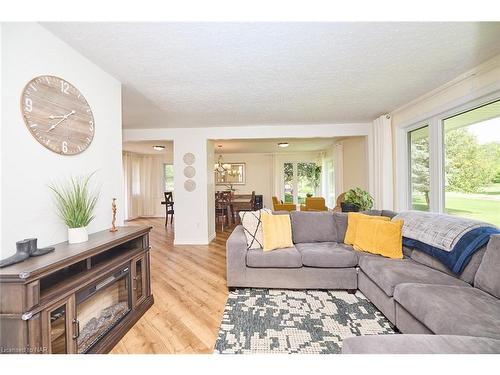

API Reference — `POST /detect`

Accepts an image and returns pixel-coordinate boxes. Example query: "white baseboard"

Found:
[173,238,209,245]
[173,232,217,246]
[208,232,216,242]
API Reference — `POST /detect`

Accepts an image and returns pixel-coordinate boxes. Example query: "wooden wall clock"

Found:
[20,75,95,155]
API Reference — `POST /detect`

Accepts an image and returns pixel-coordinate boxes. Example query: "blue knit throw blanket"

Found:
[393,211,499,273]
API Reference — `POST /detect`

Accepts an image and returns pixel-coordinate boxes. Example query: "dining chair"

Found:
[164,191,174,226]
[215,194,230,231]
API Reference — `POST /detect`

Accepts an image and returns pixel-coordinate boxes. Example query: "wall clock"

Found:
[20,75,95,155]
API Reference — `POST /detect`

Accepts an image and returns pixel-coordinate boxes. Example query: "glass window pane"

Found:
[409,125,430,211]
[443,100,500,226]
[164,164,174,191]
[297,162,320,205]
[283,162,294,203]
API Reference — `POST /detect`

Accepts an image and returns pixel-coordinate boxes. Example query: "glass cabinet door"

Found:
[45,296,75,354]
[132,255,146,307]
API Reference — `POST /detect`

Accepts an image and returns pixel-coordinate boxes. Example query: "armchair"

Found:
[300,197,328,211]
[272,196,296,212]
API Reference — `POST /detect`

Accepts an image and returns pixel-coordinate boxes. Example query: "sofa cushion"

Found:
[341,334,500,354]
[411,246,486,285]
[474,235,500,298]
[295,242,357,268]
[290,211,338,243]
[394,283,500,340]
[358,256,470,297]
[246,246,302,268]
[332,212,348,242]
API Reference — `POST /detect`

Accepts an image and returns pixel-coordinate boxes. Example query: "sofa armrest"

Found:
[226,225,249,287]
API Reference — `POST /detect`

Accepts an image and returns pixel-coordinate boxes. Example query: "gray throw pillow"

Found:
[290,211,338,243]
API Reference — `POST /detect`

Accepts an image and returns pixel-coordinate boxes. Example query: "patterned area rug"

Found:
[214,288,396,354]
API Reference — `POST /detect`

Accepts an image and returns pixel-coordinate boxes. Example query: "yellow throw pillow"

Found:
[344,212,390,245]
[261,213,294,252]
[353,219,404,259]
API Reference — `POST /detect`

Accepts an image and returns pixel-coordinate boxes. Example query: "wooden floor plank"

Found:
[110,218,231,354]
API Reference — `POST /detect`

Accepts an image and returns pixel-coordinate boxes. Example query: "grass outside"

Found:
[412,183,500,226]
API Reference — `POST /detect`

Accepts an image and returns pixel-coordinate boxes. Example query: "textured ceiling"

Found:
[43,22,500,129]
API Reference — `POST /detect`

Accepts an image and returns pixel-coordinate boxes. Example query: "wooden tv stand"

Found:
[0,226,154,354]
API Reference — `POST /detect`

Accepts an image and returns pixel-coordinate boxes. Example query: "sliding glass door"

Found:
[282,161,321,204]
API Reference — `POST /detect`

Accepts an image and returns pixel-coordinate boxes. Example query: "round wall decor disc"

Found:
[184,179,196,192]
[183,153,196,165]
[183,166,196,178]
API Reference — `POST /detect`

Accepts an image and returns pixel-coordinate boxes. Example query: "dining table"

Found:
[216,194,253,224]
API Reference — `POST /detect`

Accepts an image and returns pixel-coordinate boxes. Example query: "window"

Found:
[325,159,335,208]
[409,126,430,211]
[297,162,320,204]
[282,161,321,204]
[403,97,500,227]
[283,162,294,203]
[163,164,174,191]
[443,100,500,225]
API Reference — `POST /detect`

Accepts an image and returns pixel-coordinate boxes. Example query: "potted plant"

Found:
[50,173,99,244]
[341,187,374,212]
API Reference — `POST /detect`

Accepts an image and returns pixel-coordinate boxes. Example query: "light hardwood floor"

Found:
[110,217,231,354]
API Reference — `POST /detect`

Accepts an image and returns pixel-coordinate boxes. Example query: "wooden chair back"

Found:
[164,191,173,204]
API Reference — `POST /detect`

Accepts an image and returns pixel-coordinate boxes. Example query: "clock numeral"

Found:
[89,121,94,131]
[62,141,68,154]
[25,98,33,112]
[61,80,69,94]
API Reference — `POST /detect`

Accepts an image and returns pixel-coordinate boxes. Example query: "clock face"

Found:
[21,75,95,155]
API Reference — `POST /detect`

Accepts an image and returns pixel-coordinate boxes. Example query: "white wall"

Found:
[172,134,210,245]
[207,140,215,240]
[340,136,369,192]
[124,123,372,244]
[215,153,274,208]
[1,23,124,257]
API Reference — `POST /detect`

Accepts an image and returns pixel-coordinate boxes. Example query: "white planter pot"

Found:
[68,227,88,244]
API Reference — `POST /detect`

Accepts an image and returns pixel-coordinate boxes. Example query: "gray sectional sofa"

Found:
[226,210,500,354]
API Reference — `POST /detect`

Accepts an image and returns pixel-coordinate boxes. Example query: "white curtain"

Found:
[334,142,344,200]
[372,115,394,210]
[123,152,163,220]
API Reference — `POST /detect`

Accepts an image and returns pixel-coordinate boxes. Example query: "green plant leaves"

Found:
[344,187,374,211]
[49,172,99,228]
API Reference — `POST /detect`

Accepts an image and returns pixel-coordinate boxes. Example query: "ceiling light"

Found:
[153,145,165,151]
[278,142,289,148]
